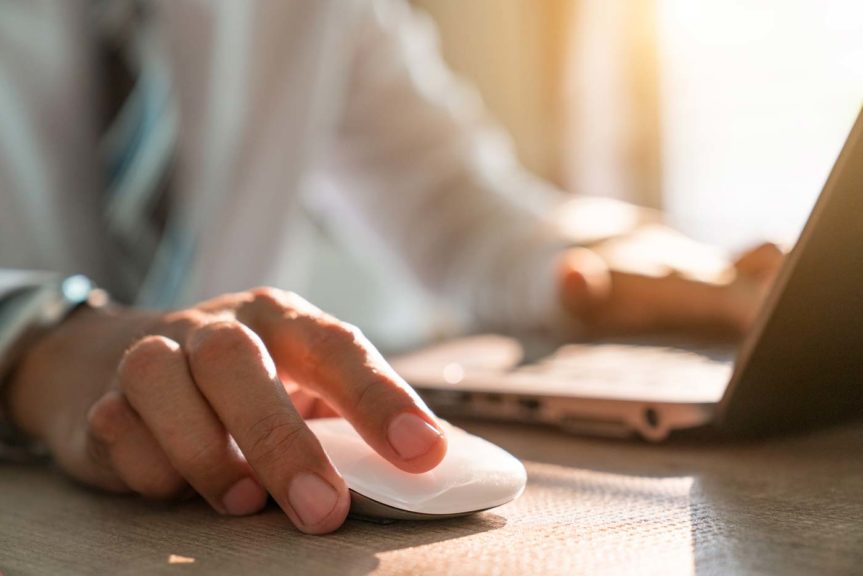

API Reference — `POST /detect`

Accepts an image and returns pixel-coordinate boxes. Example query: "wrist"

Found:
[5,304,152,445]
[1,277,104,450]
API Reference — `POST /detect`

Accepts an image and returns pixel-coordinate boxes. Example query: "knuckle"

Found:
[118,336,180,393]
[350,363,416,419]
[247,287,290,323]
[249,286,283,305]
[270,289,310,309]
[281,291,320,315]
[183,439,233,479]
[135,469,188,500]
[247,287,320,320]
[160,309,210,337]
[317,321,363,354]
[239,287,287,332]
[244,412,306,467]
[87,394,134,444]
[302,320,363,376]
[353,377,391,415]
[301,316,370,388]
[340,321,364,341]
[188,321,257,362]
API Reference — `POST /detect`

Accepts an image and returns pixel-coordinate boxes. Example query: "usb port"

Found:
[518,397,541,411]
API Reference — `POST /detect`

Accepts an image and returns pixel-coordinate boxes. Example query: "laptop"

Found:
[392,107,863,441]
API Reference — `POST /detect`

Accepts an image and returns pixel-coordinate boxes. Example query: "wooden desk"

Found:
[2,420,862,575]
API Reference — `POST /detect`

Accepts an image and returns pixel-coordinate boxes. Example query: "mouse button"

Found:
[307,418,527,515]
[368,433,525,514]
[306,418,447,508]
[426,434,527,508]
[308,420,369,465]
[412,471,526,515]
[345,448,477,512]
[341,452,441,500]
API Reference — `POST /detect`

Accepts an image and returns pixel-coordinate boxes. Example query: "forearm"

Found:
[430,178,573,332]
[328,0,575,332]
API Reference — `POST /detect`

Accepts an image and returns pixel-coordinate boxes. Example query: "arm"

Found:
[324,0,783,337]
[2,283,448,534]
[321,0,572,332]
[1,1,449,536]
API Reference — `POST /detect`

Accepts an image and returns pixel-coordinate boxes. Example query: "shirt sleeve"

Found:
[0,270,56,301]
[0,269,59,385]
[321,0,574,332]
[0,269,59,459]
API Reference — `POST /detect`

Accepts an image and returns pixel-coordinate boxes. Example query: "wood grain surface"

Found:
[2,420,862,575]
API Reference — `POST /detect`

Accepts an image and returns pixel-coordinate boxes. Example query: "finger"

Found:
[309,397,339,419]
[87,390,187,499]
[557,247,612,324]
[118,336,268,516]
[288,388,339,419]
[239,289,447,474]
[734,242,784,280]
[186,322,350,534]
[592,272,734,335]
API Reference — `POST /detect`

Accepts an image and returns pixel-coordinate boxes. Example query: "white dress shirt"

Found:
[0,0,572,346]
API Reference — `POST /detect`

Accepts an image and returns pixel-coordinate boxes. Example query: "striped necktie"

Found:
[95,0,178,303]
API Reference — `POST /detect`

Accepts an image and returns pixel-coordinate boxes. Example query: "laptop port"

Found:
[644,407,661,429]
[426,390,472,406]
[518,397,542,412]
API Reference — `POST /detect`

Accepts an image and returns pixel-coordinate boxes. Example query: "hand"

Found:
[5,287,447,534]
[557,224,784,336]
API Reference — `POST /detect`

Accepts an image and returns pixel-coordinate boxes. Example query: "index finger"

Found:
[185,321,350,534]
[238,289,447,474]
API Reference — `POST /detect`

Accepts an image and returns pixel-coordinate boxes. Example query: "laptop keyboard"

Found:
[393,335,736,404]
[507,343,734,402]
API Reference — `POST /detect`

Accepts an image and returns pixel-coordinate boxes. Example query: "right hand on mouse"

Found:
[3,287,448,534]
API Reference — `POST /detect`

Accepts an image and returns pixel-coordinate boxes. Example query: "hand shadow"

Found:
[0,462,506,576]
[138,497,507,576]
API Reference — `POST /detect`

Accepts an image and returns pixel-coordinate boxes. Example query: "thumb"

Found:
[41,390,132,493]
[557,247,612,322]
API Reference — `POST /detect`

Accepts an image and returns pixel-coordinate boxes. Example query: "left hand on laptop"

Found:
[556,225,784,336]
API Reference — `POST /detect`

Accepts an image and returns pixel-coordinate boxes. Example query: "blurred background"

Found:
[413,0,862,249]
[309,0,862,348]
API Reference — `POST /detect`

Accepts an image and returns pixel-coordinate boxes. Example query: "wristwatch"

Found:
[0,275,108,459]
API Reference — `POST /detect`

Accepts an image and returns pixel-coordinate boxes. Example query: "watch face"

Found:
[61,275,95,305]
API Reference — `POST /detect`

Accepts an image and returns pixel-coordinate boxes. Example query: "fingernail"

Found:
[288,473,339,526]
[222,477,268,516]
[388,412,443,460]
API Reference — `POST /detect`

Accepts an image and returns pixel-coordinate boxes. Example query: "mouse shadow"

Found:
[192,501,509,576]
[108,493,508,576]
[338,508,508,551]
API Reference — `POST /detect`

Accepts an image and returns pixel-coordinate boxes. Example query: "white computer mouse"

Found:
[306,418,527,520]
